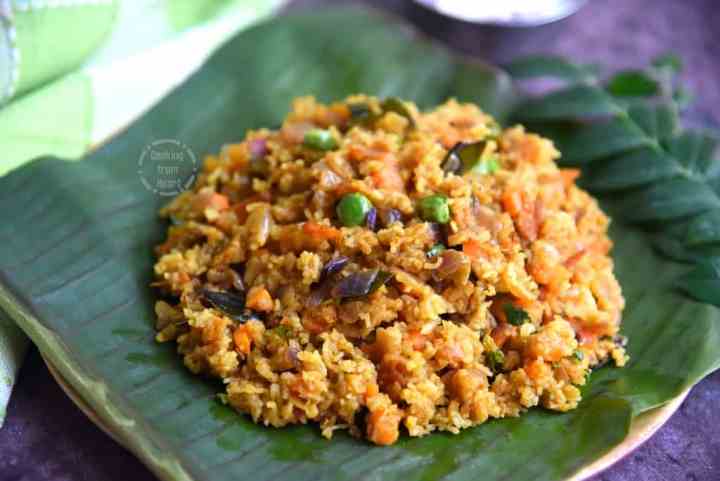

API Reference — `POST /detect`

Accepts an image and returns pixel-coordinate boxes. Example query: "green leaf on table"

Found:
[620,178,720,223]
[514,84,621,121]
[664,130,719,177]
[557,114,654,165]
[504,55,597,83]
[607,70,660,97]
[627,103,678,140]
[584,148,681,192]
[675,257,720,305]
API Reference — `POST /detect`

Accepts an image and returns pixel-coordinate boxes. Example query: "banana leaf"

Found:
[0,7,718,481]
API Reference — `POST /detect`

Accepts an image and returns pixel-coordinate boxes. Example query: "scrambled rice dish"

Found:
[152,96,627,445]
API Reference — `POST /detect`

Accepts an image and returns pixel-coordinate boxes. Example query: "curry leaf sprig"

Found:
[505,54,720,306]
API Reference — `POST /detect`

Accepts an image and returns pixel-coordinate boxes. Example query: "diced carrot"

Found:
[365,383,379,402]
[207,192,230,210]
[408,331,427,351]
[525,359,548,381]
[303,221,341,242]
[569,318,607,344]
[346,144,369,162]
[503,189,541,241]
[233,326,252,354]
[546,266,570,293]
[559,168,581,186]
[367,408,400,446]
[589,238,612,255]
[548,347,566,363]
[580,325,608,344]
[565,247,587,268]
[502,189,523,217]
[246,286,274,312]
[327,103,350,125]
[371,161,405,192]
[463,239,485,260]
[193,189,229,213]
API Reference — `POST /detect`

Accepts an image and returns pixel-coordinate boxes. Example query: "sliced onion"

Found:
[332,269,393,300]
[249,138,267,159]
[379,208,402,227]
[366,208,378,231]
[319,256,349,283]
[433,250,471,285]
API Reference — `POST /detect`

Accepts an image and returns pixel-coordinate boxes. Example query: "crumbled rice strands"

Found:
[152,95,628,446]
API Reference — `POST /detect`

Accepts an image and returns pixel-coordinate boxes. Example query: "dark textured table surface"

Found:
[1,0,718,480]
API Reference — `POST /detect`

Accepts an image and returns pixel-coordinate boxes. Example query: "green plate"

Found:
[0,7,718,481]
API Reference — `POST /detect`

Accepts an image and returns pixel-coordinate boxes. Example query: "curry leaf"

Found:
[442,141,485,174]
[557,114,654,165]
[515,85,622,121]
[606,70,660,97]
[202,289,246,317]
[621,178,720,222]
[584,148,681,192]
[664,130,720,177]
[504,55,597,83]
[627,103,678,140]
[380,97,417,127]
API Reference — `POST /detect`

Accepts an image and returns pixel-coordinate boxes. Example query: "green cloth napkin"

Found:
[0,0,285,427]
[1,0,119,103]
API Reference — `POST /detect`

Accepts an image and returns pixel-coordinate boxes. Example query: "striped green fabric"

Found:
[1,0,119,103]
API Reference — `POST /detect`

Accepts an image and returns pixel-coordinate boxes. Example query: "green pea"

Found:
[336,193,373,227]
[418,194,450,224]
[303,128,338,150]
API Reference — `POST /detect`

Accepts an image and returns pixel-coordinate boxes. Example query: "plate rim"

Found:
[43,354,690,481]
